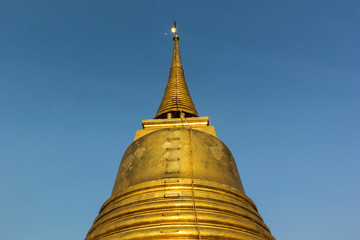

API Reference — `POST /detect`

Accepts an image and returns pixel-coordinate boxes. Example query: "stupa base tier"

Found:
[85,179,275,240]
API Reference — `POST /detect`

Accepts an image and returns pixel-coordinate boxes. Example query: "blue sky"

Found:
[0,0,359,239]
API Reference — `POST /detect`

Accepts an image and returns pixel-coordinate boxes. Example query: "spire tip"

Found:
[171,21,179,40]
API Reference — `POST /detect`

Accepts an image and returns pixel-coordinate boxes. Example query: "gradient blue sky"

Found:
[0,1,359,239]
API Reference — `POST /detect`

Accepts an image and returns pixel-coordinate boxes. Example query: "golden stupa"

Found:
[85,23,275,240]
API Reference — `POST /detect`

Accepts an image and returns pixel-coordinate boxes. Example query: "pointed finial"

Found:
[171,21,179,40]
[171,21,177,33]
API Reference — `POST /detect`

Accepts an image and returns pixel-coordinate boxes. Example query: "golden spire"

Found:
[154,22,199,119]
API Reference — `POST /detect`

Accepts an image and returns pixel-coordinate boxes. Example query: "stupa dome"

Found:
[85,129,274,240]
[112,128,244,194]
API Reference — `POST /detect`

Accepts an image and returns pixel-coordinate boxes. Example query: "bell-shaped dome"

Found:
[85,128,275,240]
[112,128,244,194]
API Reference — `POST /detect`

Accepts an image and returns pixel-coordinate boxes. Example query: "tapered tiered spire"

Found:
[154,22,199,119]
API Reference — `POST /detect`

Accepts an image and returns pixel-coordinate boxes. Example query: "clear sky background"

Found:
[0,0,359,239]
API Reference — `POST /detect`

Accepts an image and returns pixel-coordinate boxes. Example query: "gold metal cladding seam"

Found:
[161,87,192,94]
[87,223,273,240]
[159,105,196,111]
[87,209,273,239]
[163,87,190,93]
[86,213,273,240]
[156,105,197,114]
[88,226,269,240]
[158,104,195,110]
[158,103,195,107]
[94,190,263,226]
[159,101,193,106]
[160,94,192,99]
[96,227,268,240]
[160,93,194,101]
[103,180,256,213]
[156,108,197,115]
[161,90,191,95]
[89,199,269,234]
[88,193,268,234]
[142,122,208,128]
[159,100,195,105]
[89,207,271,234]
[159,99,193,103]
[161,96,194,101]
[89,183,266,232]
[96,193,262,226]
[99,180,259,214]
[157,105,197,114]
[156,106,197,115]
[105,185,255,210]
[161,95,193,100]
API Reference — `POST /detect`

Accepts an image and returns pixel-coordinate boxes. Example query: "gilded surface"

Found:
[85,25,275,240]
[112,128,244,194]
[85,129,275,239]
